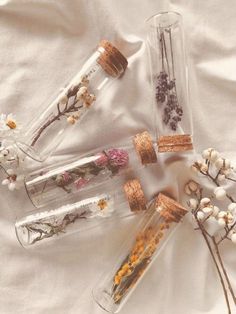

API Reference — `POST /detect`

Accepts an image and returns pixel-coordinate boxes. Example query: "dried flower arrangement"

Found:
[25,148,130,208]
[0,115,25,191]
[16,194,114,246]
[156,28,183,131]
[185,148,236,313]
[30,77,96,147]
[97,193,187,308]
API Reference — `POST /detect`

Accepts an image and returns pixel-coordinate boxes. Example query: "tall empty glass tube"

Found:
[93,193,188,313]
[16,40,128,162]
[146,12,193,153]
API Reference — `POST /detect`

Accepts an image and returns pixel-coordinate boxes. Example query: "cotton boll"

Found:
[197,211,205,221]
[214,187,226,200]
[218,218,226,227]
[210,150,219,162]
[202,206,213,214]
[217,174,226,182]
[224,159,231,170]
[200,198,211,206]
[218,211,227,218]
[212,206,220,217]
[228,203,236,213]
[202,149,211,159]
[215,158,224,169]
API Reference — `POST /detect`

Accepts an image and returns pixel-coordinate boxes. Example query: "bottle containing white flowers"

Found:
[15,40,128,162]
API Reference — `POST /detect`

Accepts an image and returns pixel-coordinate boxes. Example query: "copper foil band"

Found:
[97,40,128,78]
[156,193,188,223]
[123,179,147,212]
[158,134,193,153]
[133,131,157,165]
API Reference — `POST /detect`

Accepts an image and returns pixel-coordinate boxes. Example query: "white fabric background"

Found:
[0,0,236,313]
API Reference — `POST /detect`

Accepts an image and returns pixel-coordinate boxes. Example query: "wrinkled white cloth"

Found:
[0,1,236,314]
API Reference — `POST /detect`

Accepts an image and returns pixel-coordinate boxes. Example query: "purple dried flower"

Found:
[62,171,71,183]
[106,148,129,169]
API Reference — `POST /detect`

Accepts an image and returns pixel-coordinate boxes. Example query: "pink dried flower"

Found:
[62,171,71,183]
[106,148,129,169]
[94,153,108,167]
[74,178,88,190]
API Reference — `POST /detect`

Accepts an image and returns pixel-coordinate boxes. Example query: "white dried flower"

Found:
[217,174,226,182]
[218,218,226,227]
[202,206,213,214]
[215,158,224,169]
[214,187,227,200]
[200,197,211,206]
[0,113,21,135]
[202,148,219,162]
[197,211,205,221]
[228,203,236,213]
[1,169,24,191]
[212,206,220,217]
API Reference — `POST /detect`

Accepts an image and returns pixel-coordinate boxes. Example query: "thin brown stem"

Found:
[196,218,231,314]
[212,236,236,305]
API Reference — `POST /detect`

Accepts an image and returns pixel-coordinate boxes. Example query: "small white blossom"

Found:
[214,187,227,200]
[215,158,224,169]
[0,113,21,135]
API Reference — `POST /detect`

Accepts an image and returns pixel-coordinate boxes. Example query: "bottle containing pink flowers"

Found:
[25,131,158,208]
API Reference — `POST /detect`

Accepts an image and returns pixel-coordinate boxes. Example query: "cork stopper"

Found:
[123,179,147,212]
[97,40,128,78]
[133,131,157,165]
[155,193,188,223]
[157,134,193,153]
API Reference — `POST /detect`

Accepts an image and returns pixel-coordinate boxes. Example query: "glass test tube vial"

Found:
[15,179,147,248]
[146,11,193,153]
[16,40,128,162]
[93,193,188,313]
[25,131,157,208]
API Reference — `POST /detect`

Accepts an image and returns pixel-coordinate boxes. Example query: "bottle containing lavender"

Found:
[15,179,147,248]
[25,131,158,208]
[16,40,128,162]
[146,12,193,153]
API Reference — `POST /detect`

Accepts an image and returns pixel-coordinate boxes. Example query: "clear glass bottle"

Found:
[93,193,188,313]
[146,12,193,153]
[15,179,147,248]
[25,131,157,208]
[15,40,128,162]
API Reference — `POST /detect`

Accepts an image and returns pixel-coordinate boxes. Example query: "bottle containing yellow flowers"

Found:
[15,179,147,248]
[93,193,187,313]
[15,40,128,162]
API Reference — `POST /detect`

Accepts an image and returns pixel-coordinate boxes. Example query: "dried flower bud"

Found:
[60,95,68,105]
[67,116,76,125]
